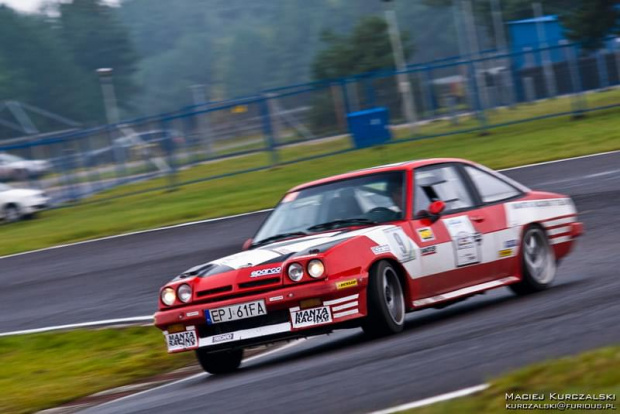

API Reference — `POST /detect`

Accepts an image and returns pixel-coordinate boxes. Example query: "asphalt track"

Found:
[1,152,619,413]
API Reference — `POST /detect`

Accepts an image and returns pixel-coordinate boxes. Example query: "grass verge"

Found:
[1,93,620,256]
[0,327,194,414]
[407,346,620,413]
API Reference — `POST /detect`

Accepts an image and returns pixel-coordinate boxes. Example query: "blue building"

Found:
[508,15,566,69]
[508,13,620,69]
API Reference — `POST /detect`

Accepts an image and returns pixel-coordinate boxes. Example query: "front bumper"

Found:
[155,277,367,353]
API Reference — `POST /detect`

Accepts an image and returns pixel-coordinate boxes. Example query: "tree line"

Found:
[0,0,617,139]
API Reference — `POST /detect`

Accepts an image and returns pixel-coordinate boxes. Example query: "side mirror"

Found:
[428,200,446,216]
[242,238,253,251]
[421,200,445,223]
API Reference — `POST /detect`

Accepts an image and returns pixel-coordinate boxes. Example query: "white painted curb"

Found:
[2,149,618,262]
[369,384,490,414]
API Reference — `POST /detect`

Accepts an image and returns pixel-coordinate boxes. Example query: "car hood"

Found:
[178,230,349,280]
[4,188,44,198]
[9,160,47,169]
[176,224,397,278]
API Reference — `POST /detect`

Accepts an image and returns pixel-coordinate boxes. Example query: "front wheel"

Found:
[195,348,243,375]
[362,261,406,337]
[510,225,557,295]
[4,204,21,223]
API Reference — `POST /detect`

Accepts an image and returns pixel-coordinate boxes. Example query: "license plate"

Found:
[165,329,198,352]
[205,300,267,325]
[291,306,332,329]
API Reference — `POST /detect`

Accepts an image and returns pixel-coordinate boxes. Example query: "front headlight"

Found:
[177,284,192,303]
[161,287,176,306]
[307,259,325,278]
[288,263,304,282]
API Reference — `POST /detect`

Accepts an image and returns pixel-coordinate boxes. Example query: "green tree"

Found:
[312,16,413,81]
[562,0,619,52]
[59,0,138,118]
[0,6,97,137]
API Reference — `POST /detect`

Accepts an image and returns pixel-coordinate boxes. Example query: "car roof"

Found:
[289,158,477,192]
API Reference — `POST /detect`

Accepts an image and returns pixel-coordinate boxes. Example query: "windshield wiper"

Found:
[252,231,308,247]
[307,218,375,232]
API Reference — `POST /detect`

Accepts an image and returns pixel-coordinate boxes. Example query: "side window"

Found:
[464,166,521,203]
[413,165,475,216]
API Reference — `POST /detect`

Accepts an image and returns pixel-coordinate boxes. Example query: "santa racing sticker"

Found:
[290,306,333,328]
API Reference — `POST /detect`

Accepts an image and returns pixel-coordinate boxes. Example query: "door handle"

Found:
[470,215,485,223]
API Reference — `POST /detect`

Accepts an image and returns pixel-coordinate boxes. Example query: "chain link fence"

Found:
[1,40,619,207]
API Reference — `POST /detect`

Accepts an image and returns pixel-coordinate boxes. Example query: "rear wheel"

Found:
[195,348,243,375]
[362,261,405,337]
[4,204,21,223]
[510,226,556,295]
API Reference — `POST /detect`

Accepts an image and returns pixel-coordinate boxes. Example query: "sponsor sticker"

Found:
[269,295,284,302]
[382,228,416,262]
[212,333,234,343]
[185,311,200,317]
[504,239,518,248]
[250,267,282,278]
[166,330,198,352]
[336,279,358,290]
[291,306,333,329]
[443,216,481,267]
[510,199,571,209]
[371,244,390,255]
[499,248,513,258]
[420,245,437,256]
[417,227,435,242]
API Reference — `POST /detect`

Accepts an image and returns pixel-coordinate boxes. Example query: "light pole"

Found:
[533,2,557,98]
[96,68,120,125]
[382,0,418,134]
[490,0,515,107]
[190,84,214,156]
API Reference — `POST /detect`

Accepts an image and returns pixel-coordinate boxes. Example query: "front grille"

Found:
[197,309,290,338]
[196,285,233,298]
[238,277,280,289]
[195,287,279,304]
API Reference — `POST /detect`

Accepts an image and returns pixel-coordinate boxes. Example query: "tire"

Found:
[510,225,557,295]
[362,261,406,337]
[195,348,243,375]
[4,204,21,223]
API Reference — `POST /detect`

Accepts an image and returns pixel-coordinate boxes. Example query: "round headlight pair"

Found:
[287,260,325,282]
[161,284,192,306]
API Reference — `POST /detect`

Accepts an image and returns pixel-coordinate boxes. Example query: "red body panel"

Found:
[155,158,583,353]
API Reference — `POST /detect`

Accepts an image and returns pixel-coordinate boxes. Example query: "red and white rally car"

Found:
[155,158,583,374]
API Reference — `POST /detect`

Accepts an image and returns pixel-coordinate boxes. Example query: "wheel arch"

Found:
[368,257,412,311]
[515,221,549,279]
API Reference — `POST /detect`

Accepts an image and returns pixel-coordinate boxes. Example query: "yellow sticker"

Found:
[336,279,358,290]
[499,248,513,258]
[417,227,435,241]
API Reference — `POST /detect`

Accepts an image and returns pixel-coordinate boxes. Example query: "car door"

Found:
[408,163,497,298]
[461,164,525,279]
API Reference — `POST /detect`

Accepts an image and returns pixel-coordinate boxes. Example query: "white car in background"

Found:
[0,183,49,222]
[0,153,51,181]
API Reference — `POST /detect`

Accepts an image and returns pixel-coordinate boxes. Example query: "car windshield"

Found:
[253,171,405,246]
[0,154,23,163]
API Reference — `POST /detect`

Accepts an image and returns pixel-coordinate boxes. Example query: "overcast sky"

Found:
[0,0,119,12]
[0,0,42,12]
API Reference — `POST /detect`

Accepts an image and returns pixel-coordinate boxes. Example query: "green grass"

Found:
[0,327,194,414]
[407,346,620,414]
[1,91,619,257]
